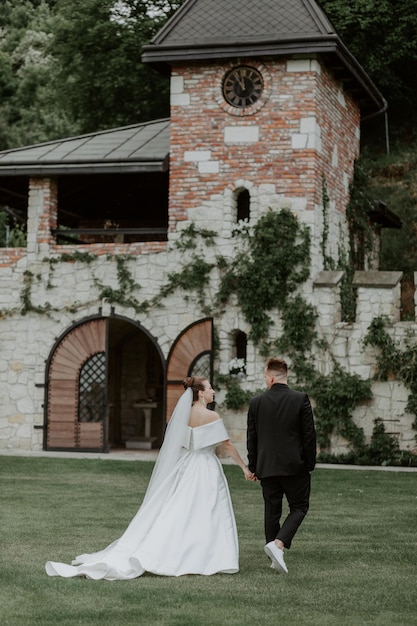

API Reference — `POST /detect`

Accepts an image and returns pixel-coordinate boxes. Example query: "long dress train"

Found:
[45,419,239,579]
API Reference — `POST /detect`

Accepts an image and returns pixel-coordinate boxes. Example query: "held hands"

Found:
[243,467,258,481]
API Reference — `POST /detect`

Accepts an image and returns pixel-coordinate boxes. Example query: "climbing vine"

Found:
[173,223,217,250]
[215,374,254,411]
[320,172,356,322]
[213,208,375,449]
[364,316,417,435]
[320,173,335,271]
[336,159,382,322]
[159,255,214,313]
[15,210,375,457]
[20,270,55,315]
[307,365,371,451]
[93,254,145,313]
[346,159,376,271]
[217,208,311,346]
[9,199,417,464]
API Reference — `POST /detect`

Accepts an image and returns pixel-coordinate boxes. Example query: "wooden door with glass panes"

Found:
[46,318,107,451]
[165,318,213,422]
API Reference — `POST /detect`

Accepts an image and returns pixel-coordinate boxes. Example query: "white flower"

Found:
[232,219,251,237]
[228,358,246,374]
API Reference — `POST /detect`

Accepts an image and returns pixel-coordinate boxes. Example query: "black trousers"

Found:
[261,473,311,549]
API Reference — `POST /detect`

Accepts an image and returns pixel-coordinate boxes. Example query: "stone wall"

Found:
[0,54,414,459]
[312,270,416,454]
[1,234,416,457]
[1,178,415,457]
[219,271,417,459]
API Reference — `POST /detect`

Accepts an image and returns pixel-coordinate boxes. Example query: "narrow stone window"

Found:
[236,189,250,222]
[228,330,247,376]
[234,330,247,361]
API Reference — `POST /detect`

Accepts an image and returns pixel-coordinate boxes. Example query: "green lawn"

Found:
[1,456,416,626]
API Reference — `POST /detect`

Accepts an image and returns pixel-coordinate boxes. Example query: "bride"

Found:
[45,376,253,579]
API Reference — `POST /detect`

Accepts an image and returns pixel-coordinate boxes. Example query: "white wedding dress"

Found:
[45,417,239,580]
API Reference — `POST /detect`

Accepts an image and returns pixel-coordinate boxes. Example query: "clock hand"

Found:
[236,73,246,91]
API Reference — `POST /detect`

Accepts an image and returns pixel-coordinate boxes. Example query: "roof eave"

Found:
[331,39,387,119]
[369,201,402,229]
[0,158,169,177]
[142,35,340,65]
[142,35,386,116]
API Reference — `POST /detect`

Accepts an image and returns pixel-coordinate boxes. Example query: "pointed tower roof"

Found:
[142,0,386,118]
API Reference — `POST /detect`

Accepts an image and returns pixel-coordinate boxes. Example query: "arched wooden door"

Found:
[46,318,107,451]
[45,315,165,452]
[166,318,213,422]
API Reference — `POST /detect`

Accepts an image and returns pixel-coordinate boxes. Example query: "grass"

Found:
[1,456,416,626]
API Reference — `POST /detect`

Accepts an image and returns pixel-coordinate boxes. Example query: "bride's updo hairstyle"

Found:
[183,376,207,403]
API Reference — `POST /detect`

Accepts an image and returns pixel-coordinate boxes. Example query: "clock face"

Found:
[222,65,264,108]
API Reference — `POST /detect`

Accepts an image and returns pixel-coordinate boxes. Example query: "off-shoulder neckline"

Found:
[187,418,222,431]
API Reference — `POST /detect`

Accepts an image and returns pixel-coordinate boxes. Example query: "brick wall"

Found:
[168,57,360,275]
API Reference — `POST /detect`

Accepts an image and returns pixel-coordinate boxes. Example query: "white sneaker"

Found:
[264,541,288,574]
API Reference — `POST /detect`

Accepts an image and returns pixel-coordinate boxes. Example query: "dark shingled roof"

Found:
[142,0,386,118]
[0,119,170,176]
[150,0,334,45]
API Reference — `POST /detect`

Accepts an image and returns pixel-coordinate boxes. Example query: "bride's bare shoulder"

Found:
[204,409,221,424]
[188,407,221,428]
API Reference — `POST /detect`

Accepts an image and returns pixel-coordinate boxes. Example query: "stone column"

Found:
[27,177,58,258]
[313,270,344,327]
[353,271,403,324]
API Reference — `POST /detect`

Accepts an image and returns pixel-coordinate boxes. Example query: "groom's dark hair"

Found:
[265,357,288,377]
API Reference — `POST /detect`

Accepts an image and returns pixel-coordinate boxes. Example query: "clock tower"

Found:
[142,0,386,277]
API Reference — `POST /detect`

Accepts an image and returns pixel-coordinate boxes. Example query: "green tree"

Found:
[50,0,184,133]
[0,0,185,147]
[321,0,417,135]
[370,151,417,278]
[320,1,417,307]
[0,0,75,149]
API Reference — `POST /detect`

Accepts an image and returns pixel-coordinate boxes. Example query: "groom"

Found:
[247,357,316,574]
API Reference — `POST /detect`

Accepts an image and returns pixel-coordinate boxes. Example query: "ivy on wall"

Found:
[94,254,145,313]
[20,270,54,315]
[308,365,371,451]
[364,316,417,435]
[316,173,417,463]
[338,161,380,322]
[216,374,254,411]
[6,199,416,464]
[217,209,311,346]
[212,208,380,462]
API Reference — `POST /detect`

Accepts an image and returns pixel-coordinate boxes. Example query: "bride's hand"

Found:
[244,468,256,481]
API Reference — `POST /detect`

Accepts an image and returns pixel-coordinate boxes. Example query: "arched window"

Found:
[78,352,106,423]
[236,189,250,222]
[188,351,211,379]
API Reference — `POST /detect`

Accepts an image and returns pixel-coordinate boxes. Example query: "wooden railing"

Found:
[51,227,167,244]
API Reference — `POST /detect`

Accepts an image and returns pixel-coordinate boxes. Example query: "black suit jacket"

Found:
[247,383,316,477]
